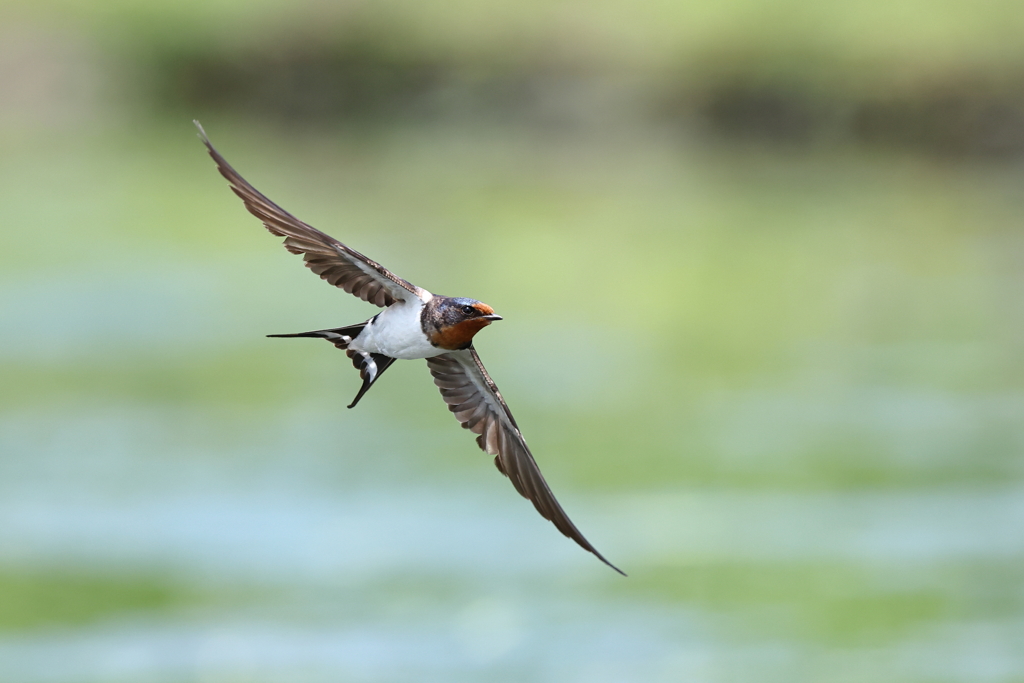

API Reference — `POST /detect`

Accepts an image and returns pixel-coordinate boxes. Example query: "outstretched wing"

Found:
[427,348,624,575]
[196,121,427,307]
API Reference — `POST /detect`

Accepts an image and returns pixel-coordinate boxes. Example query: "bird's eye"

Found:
[461,305,476,316]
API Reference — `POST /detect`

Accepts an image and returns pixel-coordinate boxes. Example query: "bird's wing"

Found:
[426,348,624,575]
[196,122,426,307]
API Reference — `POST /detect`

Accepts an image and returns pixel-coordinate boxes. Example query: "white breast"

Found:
[351,299,445,360]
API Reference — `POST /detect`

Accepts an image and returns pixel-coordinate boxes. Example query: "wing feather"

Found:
[426,349,624,575]
[196,121,426,307]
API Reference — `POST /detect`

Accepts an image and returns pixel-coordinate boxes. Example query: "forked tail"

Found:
[267,322,368,349]
[268,323,396,408]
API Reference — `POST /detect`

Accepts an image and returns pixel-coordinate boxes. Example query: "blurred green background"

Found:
[1,1,1023,681]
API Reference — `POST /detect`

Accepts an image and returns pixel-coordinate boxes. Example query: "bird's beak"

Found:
[482,314,503,321]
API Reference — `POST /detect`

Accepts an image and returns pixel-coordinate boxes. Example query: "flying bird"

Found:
[196,122,623,575]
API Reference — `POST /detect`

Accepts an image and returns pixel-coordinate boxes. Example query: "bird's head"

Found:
[425,297,502,350]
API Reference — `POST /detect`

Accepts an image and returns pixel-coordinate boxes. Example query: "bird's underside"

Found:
[196,121,624,575]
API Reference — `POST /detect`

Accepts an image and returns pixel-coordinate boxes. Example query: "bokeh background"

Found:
[2,1,1023,681]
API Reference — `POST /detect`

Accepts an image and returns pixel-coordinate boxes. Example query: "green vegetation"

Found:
[0,567,198,631]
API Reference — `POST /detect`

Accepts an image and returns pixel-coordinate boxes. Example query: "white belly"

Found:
[350,300,445,360]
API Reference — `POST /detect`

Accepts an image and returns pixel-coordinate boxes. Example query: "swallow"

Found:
[195,122,623,575]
